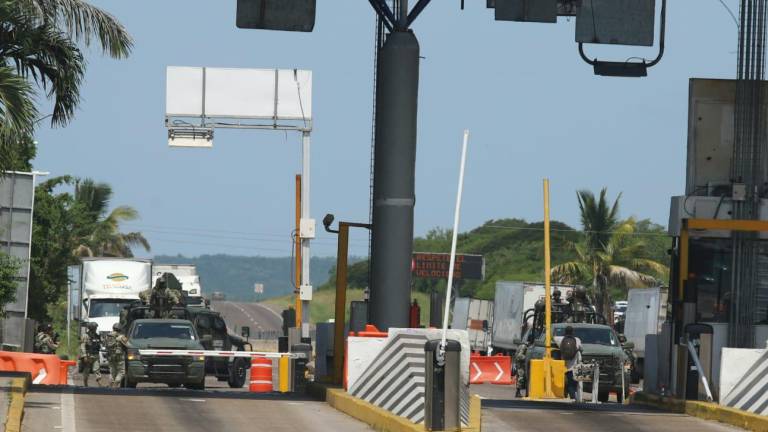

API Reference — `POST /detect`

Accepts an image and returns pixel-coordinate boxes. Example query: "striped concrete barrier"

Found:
[721,347,768,416]
[347,328,470,426]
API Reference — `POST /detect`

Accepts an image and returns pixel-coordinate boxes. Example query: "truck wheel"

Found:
[125,378,137,389]
[228,358,247,388]
[187,379,205,391]
[598,390,610,403]
[168,383,181,388]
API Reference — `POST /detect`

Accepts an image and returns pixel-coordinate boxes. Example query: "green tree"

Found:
[0,252,21,314]
[552,189,667,316]
[27,176,148,320]
[72,179,150,257]
[0,0,132,171]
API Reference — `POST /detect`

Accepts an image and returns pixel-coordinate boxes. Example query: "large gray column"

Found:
[369,30,420,331]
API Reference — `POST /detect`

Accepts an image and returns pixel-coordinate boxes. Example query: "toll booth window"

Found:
[689,239,732,323]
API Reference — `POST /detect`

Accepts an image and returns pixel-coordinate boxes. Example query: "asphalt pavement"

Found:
[211,301,283,337]
[481,398,742,432]
[22,383,371,432]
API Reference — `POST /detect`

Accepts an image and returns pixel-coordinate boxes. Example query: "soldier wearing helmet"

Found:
[34,323,58,354]
[79,322,103,387]
[105,322,129,388]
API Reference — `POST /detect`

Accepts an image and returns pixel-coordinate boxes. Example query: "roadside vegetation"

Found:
[0,0,141,340]
[311,188,669,320]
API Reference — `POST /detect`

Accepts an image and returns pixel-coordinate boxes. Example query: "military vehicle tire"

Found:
[125,378,137,389]
[228,358,247,388]
[597,390,610,402]
[168,383,181,388]
[187,379,205,390]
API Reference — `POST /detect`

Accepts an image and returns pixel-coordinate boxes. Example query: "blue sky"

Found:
[32,1,738,258]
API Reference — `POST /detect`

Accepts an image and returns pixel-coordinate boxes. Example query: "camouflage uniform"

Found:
[514,343,528,397]
[105,325,129,388]
[80,325,103,387]
[34,330,58,354]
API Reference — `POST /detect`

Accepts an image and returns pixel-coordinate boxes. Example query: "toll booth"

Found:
[663,79,768,400]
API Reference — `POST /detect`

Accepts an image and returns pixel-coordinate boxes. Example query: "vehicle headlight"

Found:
[190,289,198,295]
[196,355,205,361]
[127,348,140,361]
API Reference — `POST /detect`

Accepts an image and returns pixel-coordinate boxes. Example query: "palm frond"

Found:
[23,0,133,58]
[0,66,38,134]
[606,265,658,288]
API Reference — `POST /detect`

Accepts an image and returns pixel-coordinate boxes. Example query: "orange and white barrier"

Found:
[0,351,75,385]
[470,353,513,385]
[249,357,273,393]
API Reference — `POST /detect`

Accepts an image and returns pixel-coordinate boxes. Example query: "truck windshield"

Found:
[553,327,617,346]
[89,300,134,318]
[131,323,196,340]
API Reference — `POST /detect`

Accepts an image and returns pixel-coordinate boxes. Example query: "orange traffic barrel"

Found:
[249,357,273,393]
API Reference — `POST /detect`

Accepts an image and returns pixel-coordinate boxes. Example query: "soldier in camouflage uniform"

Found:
[105,323,129,388]
[34,324,58,354]
[79,322,104,387]
[140,273,182,318]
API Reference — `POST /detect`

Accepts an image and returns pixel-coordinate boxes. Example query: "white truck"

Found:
[151,264,204,307]
[76,258,152,367]
[491,281,577,355]
[623,286,668,380]
[451,298,494,353]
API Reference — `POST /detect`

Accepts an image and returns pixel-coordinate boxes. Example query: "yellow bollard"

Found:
[528,358,566,399]
[279,355,291,393]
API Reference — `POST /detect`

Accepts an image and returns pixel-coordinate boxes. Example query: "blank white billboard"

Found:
[166,66,312,121]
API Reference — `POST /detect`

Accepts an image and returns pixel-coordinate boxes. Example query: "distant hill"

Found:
[153,254,337,301]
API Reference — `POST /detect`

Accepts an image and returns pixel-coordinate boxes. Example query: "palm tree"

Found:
[552,189,667,317]
[73,179,150,258]
[0,0,132,170]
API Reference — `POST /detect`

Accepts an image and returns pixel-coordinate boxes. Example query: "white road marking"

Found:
[180,398,206,403]
[60,391,76,432]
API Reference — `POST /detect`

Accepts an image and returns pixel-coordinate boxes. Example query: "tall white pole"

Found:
[301,130,311,337]
[439,130,469,360]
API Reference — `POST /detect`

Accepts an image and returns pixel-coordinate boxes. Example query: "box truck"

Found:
[623,286,668,380]
[152,264,204,306]
[76,258,152,366]
[491,281,577,355]
[451,297,494,353]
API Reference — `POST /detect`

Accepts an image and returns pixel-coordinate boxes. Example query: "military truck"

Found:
[119,273,251,388]
[518,322,633,402]
[124,319,207,389]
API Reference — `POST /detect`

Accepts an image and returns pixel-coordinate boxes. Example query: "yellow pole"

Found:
[543,178,554,398]
[295,175,303,328]
[333,223,350,385]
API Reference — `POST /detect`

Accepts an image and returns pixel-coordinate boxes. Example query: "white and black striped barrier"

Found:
[136,350,306,358]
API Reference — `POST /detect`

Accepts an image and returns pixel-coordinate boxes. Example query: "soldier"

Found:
[105,323,129,388]
[514,342,528,398]
[79,323,104,387]
[34,324,58,354]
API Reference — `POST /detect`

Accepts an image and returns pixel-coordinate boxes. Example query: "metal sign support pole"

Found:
[301,130,312,337]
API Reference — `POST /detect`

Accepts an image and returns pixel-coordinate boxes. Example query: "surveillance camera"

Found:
[323,213,334,229]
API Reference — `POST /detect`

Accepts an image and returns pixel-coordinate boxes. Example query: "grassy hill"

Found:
[262,289,431,324]
[153,254,336,301]
[316,218,669,301]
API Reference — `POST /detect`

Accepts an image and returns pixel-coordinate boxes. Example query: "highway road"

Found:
[211,301,283,338]
[22,385,371,432]
[479,397,741,431]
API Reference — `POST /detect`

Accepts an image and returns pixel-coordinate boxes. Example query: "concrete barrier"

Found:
[632,392,768,432]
